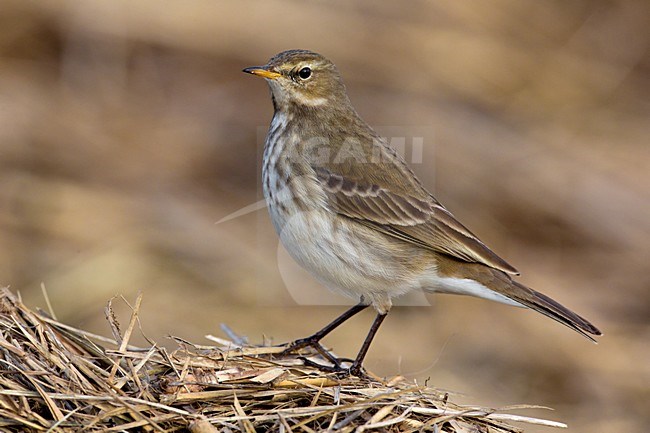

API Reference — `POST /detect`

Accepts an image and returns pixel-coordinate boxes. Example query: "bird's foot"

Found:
[298,356,369,379]
[280,337,369,377]
[280,336,338,363]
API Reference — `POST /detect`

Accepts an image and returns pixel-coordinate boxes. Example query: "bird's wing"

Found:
[312,165,519,275]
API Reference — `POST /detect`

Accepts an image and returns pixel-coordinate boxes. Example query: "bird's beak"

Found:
[242,66,282,80]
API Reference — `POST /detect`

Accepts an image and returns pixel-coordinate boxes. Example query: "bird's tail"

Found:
[508,281,602,342]
[434,256,602,341]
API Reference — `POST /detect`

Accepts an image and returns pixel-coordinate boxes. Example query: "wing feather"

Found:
[313,165,519,275]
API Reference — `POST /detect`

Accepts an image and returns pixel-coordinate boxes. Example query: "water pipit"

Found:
[243,50,601,376]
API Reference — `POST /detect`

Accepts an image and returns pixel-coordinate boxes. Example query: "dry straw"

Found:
[0,287,566,432]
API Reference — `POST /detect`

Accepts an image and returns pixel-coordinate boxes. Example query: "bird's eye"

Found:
[298,67,312,80]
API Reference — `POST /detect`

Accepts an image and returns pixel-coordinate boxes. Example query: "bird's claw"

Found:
[280,338,369,377]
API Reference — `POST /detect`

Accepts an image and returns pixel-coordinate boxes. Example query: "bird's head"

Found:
[243,50,350,111]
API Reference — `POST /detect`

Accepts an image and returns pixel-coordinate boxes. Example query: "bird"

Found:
[242,49,601,376]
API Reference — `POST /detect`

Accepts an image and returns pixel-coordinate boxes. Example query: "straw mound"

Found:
[0,287,566,432]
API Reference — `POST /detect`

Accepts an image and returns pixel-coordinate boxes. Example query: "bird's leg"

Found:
[347,312,388,377]
[297,311,388,376]
[281,301,368,368]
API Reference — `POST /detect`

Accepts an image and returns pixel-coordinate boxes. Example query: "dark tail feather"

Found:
[511,281,602,343]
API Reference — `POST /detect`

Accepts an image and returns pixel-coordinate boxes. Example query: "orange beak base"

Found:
[242,66,282,79]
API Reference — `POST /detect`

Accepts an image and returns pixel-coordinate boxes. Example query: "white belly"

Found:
[265,184,420,312]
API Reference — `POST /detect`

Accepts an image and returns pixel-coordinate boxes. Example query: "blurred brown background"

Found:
[1,1,648,431]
